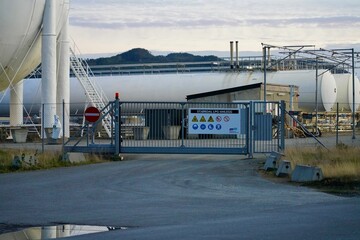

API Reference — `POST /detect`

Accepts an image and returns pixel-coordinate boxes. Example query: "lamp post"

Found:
[315,57,319,133]
[263,45,268,112]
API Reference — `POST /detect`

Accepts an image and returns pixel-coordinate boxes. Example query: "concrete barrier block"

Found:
[12,156,22,168]
[22,154,38,166]
[291,165,323,182]
[263,151,284,171]
[263,155,278,171]
[66,153,86,163]
[12,154,38,168]
[276,160,292,177]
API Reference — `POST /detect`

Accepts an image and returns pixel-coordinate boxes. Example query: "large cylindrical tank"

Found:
[0,70,339,115]
[264,70,337,112]
[333,74,360,112]
[82,70,337,112]
[0,0,69,91]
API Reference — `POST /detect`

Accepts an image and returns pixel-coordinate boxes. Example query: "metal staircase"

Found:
[69,47,113,138]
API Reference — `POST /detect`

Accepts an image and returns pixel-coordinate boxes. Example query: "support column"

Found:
[235,41,239,69]
[42,0,57,135]
[230,41,234,69]
[57,0,70,138]
[10,81,24,126]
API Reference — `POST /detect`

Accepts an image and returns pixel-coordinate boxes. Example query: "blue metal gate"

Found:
[249,101,285,155]
[64,100,285,157]
[119,102,249,155]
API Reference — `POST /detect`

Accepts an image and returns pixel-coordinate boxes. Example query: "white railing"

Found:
[69,45,112,138]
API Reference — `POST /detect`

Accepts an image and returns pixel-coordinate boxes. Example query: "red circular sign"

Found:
[84,107,100,122]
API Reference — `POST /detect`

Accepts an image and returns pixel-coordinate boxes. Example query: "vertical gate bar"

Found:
[115,98,120,155]
[62,100,65,161]
[277,101,281,151]
[86,124,89,147]
[245,103,248,150]
[141,102,143,147]
[181,103,185,147]
[260,102,263,151]
[174,104,177,147]
[157,102,159,145]
[110,102,113,146]
[161,102,163,146]
[139,102,141,147]
[257,102,260,153]
[280,100,285,152]
[259,102,262,152]
[171,103,174,146]
[258,102,260,152]
[42,103,45,153]
[262,102,264,152]
[130,102,133,148]
[336,102,339,146]
[248,101,254,158]
[136,103,139,148]
[265,102,268,152]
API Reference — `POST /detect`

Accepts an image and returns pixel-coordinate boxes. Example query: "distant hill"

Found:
[86,48,222,65]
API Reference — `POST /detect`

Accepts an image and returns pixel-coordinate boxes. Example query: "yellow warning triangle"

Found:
[208,116,214,122]
[192,116,198,122]
[200,116,206,122]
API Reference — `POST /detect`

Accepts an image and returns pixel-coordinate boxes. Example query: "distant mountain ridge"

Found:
[86,48,222,65]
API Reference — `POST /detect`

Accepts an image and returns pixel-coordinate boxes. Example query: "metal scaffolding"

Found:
[261,43,360,140]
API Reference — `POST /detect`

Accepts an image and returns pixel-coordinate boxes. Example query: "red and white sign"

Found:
[84,106,100,122]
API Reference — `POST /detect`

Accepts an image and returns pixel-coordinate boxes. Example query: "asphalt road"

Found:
[0,154,360,239]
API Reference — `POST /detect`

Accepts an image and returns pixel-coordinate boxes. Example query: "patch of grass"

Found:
[0,149,109,173]
[302,179,360,197]
[285,144,360,181]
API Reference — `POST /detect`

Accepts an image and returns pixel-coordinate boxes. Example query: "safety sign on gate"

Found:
[188,108,241,134]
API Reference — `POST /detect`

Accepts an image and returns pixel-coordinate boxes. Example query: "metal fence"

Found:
[63,100,285,157]
[119,101,250,154]
[250,101,285,154]
[1,99,285,157]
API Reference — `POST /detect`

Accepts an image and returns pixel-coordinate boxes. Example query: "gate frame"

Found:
[63,98,285,157]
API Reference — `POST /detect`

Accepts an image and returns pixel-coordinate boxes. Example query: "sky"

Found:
[69,0,360,57]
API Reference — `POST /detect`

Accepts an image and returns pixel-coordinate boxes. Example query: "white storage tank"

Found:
[264,70,337,112]
[333,74,360,112]
[0,70,338,115]
[87,70,337,112]
[348,75,360,112]
[0,0,69,91]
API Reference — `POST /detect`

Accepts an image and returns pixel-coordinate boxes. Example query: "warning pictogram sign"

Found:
[223,116,230,122]
[192,116,198,122]
[188,108,240,135]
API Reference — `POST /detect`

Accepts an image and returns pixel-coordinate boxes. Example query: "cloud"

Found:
[70,0,360,30]
[71,14,360,31]
[245,16,360,28]
[69,0,360,53]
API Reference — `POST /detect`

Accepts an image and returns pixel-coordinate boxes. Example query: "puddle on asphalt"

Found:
[0,224,127,239]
